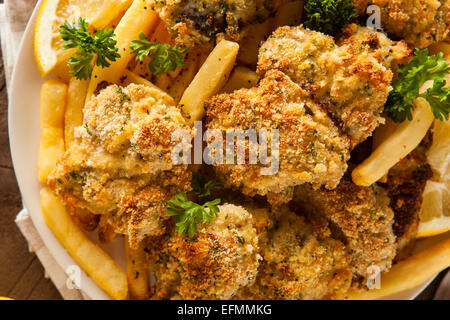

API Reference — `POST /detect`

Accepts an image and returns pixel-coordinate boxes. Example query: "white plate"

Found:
[8,0,447,300]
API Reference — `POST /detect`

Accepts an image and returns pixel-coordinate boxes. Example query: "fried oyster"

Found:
[48,84,193,248]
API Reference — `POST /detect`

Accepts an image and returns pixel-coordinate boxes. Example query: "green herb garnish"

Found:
[304,0,358,36]
[130,32,187,76]
[59,18,120,80]
[385,48,450,122]
[166,192,220,238]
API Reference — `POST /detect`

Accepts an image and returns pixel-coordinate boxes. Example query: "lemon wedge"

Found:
[34,0,132,76]
[418,119,450,238]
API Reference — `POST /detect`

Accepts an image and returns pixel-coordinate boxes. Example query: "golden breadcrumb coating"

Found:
[145,204,261,299]
[205,70,350,204]
[294,176,396,278]
[352,0,450,48]
[258,24,411,146]
[47,84,193,248]
[155,0,291,47]
[382,138,432,261]
[238,209,352,300]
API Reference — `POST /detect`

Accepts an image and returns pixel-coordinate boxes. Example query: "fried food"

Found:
[48,83,193,248]
[145,204,261,299]
[258,24,411,146]
[352,0,450,48]
[154,0,291,47]
[240,209,352,300]
[294,176,396,278]
[381,139,433,261]
[205,70,350,204]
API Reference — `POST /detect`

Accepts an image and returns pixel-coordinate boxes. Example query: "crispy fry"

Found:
[273,0,304,28]
[125,236,150,299]
[38,80,67,184]
[348,238,450,300]
[222,66,259,93]
[65,78,89,149]
[352,97,434,186]
[86,0,159,102]
[180,40,239,124]
[168,52,199,102]
[90,0,133,30]
[237,19,274,66]
[40,187,128,300]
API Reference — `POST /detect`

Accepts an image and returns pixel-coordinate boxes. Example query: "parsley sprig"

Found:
[304,0,358,36]
[130,32,187,76]
[166,173,221,237]
[385,48,450,122]
[59,18,120,80]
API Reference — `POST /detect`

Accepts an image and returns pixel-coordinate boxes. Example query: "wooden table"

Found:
[0,22,445,300]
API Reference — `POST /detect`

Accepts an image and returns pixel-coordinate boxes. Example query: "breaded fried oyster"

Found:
[205,70,350,204]
[239,209,352,300]
[294,176,396,277]
[258,24,411,146]
[47,84,193,248]
[351,0,450,48]
[154,0,291,47]
[145,204,261,299]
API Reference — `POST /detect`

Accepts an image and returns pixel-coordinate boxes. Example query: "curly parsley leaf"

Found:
[166,192,220,238]
[189,172,221,198]
[130,32,187,76]
[59,18,120,80]
[385,48,450,122]
[304,0,358,36]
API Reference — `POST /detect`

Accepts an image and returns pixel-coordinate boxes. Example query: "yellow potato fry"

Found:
[40,80,67,129]
[352,97,434,186]
[222,66,259,93]
[86,0,159,102]
[125,236,150,300]
[154,73,172,92]
[150,20,171,43]
[121,69,159,89]
[428,41,450,59]
[180,40,239,124]
[38,80,67,183]
[237,19,274,66]
[273,0,304,28]
[40,188,128,300]
[168,53,199,102]
[65,78,89,149]
[90,0,133,30]
[38,127,65,184]
[348,238,450,300]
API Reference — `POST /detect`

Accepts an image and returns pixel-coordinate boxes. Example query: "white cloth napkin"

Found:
[1,0,85,300]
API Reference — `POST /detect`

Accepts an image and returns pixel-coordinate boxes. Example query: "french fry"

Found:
[180,40,239,124]
[348,238,450,300]
[40,187,128,300]
[273,0,304,28]
[86,0,159,102]
[222,66,259,93]
[168,52,199,102]
[38,80,67,184]
[428,41,450,59]
[352,97,434,186]
[125,236,150,300]
[121,69,160,89]
[90,0,133,30]
[150,20,172,43]
[237,19,274,66]
[65,78,89,149]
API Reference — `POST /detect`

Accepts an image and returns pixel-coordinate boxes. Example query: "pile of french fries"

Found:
[36,0,450,300]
